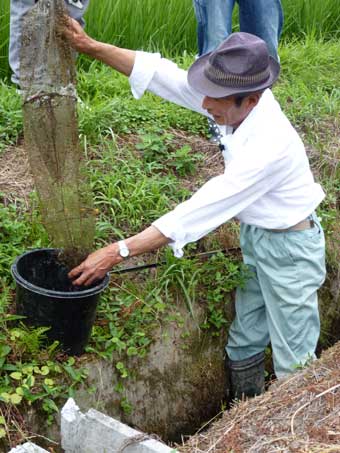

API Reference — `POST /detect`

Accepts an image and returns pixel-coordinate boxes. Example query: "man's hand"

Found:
[68,243,122,286]
[61,16,95,54]
[61,17,136,76]
[69,226,170,287]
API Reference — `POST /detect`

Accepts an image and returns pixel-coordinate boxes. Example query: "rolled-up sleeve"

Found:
[129,51,162,99]
[129,51,207,115]
[152,173,246,258]
[152,146,289,257]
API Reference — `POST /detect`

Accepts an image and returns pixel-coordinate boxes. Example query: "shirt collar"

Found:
[226,89,275,148]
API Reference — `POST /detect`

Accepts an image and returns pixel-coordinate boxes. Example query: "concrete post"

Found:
[61,398,177,453]
[8,443,49,453]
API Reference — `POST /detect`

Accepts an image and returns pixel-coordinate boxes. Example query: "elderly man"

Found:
[64,22,326,399]
[9,0,90,84]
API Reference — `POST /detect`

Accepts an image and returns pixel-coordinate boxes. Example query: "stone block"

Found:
[61,398,177,453]
[8,442,49,453]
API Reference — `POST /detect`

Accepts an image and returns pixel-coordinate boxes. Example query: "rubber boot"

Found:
[228,351,265,400]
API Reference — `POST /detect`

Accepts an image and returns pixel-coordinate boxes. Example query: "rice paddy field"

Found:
[0,0,340,79]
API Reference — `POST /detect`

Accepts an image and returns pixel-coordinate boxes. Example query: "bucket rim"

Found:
[11,248,110,299]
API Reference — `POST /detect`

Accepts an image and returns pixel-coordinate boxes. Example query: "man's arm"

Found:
[62,17,136,76]
[63,18,213,118]
[69,226,170,286]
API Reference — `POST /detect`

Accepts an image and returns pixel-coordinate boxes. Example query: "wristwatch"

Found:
[118,240,130,258]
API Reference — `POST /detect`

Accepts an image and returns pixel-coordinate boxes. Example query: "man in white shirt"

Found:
[65,23,326,398]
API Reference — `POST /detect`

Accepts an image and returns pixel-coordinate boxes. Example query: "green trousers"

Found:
[226,214,326,378]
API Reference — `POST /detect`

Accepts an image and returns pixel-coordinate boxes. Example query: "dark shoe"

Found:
[228,351,265,400]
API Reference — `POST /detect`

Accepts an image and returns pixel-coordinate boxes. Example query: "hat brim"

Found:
[187,52,280,98]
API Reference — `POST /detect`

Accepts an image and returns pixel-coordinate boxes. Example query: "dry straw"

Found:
[178,342,340,453]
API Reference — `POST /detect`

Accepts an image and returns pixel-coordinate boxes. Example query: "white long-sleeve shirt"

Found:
[129,51,325,257]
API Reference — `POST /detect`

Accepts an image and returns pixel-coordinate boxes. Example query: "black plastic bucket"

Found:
[11,248,110,355]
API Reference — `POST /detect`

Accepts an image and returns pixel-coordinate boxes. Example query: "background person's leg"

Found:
[192,0,207,57]
[192,0,235,142]
[203,0,235,55]
[9,0,34,84]
[238,0,283,60]
[9,0,90,84]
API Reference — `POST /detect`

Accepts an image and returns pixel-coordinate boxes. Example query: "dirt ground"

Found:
[0,145,33,206]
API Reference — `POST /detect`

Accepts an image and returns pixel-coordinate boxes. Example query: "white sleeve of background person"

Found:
[152,90,325,257]
[129,51,208,116]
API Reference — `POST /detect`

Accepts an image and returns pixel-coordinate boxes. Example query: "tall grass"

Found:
[282,0,340,41]
[85,0,197,55]
[0,0,10,80]
[0,0,339,80]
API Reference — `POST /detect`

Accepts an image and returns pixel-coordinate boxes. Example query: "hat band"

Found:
[204,63,270,87]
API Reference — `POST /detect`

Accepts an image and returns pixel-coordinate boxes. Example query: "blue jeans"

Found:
[9,0,90,84]
[193,0,283,60]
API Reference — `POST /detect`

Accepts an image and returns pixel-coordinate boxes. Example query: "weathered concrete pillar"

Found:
[61,398,176,453]
[8,443,49,453]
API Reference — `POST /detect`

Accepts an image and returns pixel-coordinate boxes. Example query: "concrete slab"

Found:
[8,442,49,453]
[61,398,177,453]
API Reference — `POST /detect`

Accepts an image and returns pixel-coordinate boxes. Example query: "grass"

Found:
[76,60,206,142]
[282,0,340,41]
[0,0,340,79]
[277,37,340,123]
[1,36,339,150]
[84,0,340,49]
[0,81,22,149]
[0,0,10,80]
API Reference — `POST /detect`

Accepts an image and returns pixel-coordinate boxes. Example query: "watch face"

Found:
[119,241,130,258]
[120,248,129,258]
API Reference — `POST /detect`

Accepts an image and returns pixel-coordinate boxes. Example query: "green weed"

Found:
[0,1,10,80]
[0,199,48,279]
[275,37,340,126]
[282,0,340,40]
[135,129,203,175]
[0,83,21,151]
